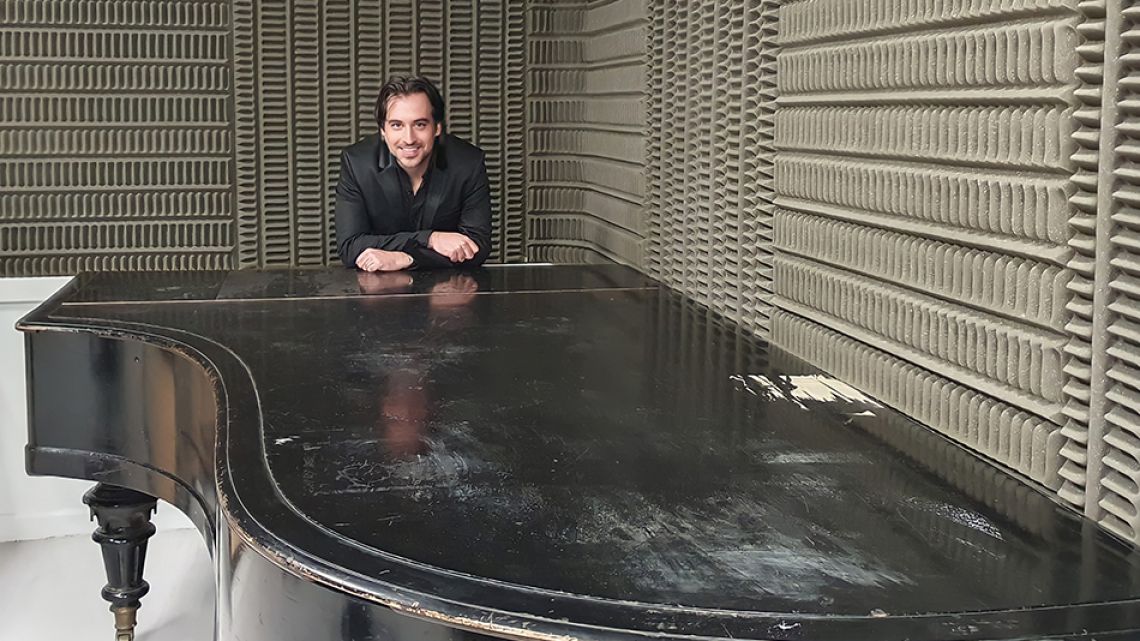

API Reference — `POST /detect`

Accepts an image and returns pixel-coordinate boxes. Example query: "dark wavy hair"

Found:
[373,75,445,132]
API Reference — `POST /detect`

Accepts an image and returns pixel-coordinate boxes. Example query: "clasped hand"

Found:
[428,232,479,263]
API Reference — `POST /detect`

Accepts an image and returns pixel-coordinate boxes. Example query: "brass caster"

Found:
[112,606,137,641]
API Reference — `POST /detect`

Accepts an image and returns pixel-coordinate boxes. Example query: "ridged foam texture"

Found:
[739,0,779,335]
[1049,0,1103,514]
[642,0,778,335]
[525,0,648,266]
[767,0,1086,508]
[774,255,1067,414]
[1092,1,1140,542]
[0,0,527,274]
[0,1,233,274]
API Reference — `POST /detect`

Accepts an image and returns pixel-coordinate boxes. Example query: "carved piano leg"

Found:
[83,483,158,641]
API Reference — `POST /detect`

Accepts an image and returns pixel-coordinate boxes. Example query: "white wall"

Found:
[0,277,192,542]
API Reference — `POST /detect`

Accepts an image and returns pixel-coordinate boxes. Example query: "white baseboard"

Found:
[0,503,196,543]
[0,509,92,542]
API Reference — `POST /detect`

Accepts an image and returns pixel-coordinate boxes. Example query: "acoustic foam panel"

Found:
[525,0,647,266]
[1088,1,1140,542]
[0,1,233,274]
[643,0,778,333]
[0,0,527,275]
[769,0,1082,491]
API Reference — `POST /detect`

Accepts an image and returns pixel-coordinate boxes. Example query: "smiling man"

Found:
[335,75,492,271]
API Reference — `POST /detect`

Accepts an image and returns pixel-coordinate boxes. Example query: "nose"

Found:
[402,127,415,144]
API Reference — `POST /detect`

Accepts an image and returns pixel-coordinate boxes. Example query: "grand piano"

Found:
[19,264,1140,640]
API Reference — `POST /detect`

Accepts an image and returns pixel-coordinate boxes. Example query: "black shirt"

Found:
[395,164,432,230]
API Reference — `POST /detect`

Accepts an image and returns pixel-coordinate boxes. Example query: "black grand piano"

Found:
[19,264,1140,640]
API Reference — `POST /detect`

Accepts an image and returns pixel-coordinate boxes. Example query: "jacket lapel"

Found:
[420,136,451,230]
[372,143,404,220]
[420,165,447,230]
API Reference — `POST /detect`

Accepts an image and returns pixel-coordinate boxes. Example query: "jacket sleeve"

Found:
[406,245,455,270]
[456,152,493,267]
[334,151,432,268]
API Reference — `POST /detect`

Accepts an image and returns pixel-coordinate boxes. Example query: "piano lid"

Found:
[21,264,1140,640]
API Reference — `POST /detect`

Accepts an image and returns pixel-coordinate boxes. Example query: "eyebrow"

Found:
[388,119,432,125]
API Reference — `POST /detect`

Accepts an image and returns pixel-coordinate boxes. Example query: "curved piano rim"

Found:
[18,299,1140,641]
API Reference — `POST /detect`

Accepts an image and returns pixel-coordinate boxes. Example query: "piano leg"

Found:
[83,483,158,641]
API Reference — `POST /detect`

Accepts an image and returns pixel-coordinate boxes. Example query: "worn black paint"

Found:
[20,265,1140,640]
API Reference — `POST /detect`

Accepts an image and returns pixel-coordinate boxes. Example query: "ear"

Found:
[434,122,443,138]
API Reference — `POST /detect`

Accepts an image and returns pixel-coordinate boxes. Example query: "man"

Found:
[335,75,492,271]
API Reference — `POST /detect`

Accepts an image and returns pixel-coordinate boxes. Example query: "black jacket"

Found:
[334,133,493,269]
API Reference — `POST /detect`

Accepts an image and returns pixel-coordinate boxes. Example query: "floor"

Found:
[0,527,214,641]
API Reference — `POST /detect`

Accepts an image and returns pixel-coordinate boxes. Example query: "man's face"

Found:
[380,92,442,173]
